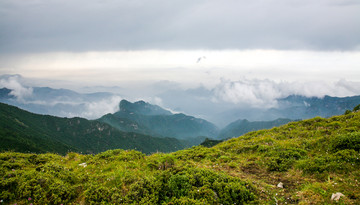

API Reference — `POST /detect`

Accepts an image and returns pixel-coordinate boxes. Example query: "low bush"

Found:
[265,148,306,172]
[330,132,360,152]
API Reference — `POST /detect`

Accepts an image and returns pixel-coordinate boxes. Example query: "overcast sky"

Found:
[1,0,360,104]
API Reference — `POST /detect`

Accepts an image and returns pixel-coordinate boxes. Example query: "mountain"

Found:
[2,82,360,128]
[0,103,186,155]
[0,86,121,119]
[99,100,219,142]
[119,100,172,116]
[0,88,13,99]
[218,95,360,126]
[277,95,360,118]
[2,105,360,204]
[219,118,294,139]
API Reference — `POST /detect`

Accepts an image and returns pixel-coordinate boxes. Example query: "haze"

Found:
[1,0,360,123]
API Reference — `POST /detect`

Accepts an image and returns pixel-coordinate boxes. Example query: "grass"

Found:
[1,108,360,204]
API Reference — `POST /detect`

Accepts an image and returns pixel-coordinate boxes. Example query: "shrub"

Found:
[16,169,78,204]
[330,132,360,152]
[353,104,360,112]
[85,183,112,204]
[265,148,306,172]
[168,174,192,198]
[125,177,160,204]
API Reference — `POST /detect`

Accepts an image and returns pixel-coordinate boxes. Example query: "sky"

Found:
[1,0,360,115]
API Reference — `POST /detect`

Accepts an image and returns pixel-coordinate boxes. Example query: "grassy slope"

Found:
[1,109,360,204]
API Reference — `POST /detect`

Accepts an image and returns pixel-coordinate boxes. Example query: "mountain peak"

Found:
[119,99,172,116]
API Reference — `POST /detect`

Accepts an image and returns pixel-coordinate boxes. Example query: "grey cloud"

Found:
[0,0,359,53]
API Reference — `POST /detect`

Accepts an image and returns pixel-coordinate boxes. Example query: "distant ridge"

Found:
[219,118,294,139]
[99,100,219,143]
[119,99,172,116]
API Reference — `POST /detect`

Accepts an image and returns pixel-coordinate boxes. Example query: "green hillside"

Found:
[1,105,359,204]
[99,100,219,141]
[0,103,186,155]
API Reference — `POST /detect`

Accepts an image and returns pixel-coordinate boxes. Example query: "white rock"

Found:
[78,162,87,168]
[277,182,284,188]
[331,192,345,201]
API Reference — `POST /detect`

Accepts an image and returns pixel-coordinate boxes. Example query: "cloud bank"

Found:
[0,75,33,102]
[212,78,360,108]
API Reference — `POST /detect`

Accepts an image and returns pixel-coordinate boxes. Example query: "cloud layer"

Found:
[212,78,360,108]
[1,0,359,53]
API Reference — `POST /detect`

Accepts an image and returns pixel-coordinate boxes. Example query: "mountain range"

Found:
[99,100,218,142]
[0,87,120,120]
[0,103,186,155]
[1,85,360,153]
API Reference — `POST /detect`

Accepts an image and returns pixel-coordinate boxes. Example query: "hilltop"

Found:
[99,99,219,144]
[1,105,359,204]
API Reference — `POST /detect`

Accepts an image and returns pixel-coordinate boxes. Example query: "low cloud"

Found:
[0,75,122,119]
[212,78,360,108]
[0,75,33,102]
[81,96,122,119]
[212,79,281,108]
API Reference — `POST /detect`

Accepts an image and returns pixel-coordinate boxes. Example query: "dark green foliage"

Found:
[353,104,360,112]
[200,138,224,147]
[0,150,256,204]
[159,168,255,204]
[168,174,192,198]
[330,132,360,152]
[266,148,306,171]
[0,103,186,155]
[296,131,360,175]
[0,153,80,204]
[344,109,352,115]
[99,100,219,141]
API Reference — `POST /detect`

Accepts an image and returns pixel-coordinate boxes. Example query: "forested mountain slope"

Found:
[99,100,219,140]
[0,103,186,155]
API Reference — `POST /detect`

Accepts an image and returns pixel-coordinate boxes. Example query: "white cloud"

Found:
[212,79,281,108]
[212,78,360,108]
[0,75,33,102]
[80,96,122,119]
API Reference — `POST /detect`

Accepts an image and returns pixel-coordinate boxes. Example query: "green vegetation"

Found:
[0,103,186,155]
[99,100,219,141]
[200,138,224,148]
[1,105,360,204]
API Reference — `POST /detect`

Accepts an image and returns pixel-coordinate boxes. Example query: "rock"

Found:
[78,162,87,168]
[277,182,284,188]
[331,192,345,201]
